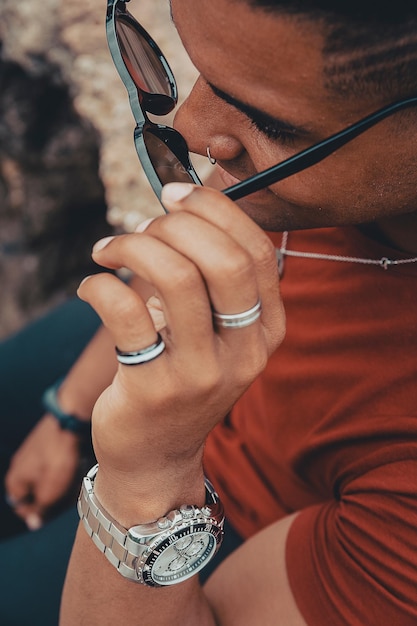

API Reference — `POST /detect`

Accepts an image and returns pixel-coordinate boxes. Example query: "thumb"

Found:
[5,488,43,531]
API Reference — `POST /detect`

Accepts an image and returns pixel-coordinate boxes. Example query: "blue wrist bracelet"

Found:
[42,379,91,437]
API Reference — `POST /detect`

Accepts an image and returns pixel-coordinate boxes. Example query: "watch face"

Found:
[141,523,222,586]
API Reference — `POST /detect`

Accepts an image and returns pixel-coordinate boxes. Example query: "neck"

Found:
[361,211,417,255]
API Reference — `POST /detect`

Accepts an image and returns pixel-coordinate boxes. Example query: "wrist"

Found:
[42,379,91,437]
[77,463,224,587]
[56,381,92,422]
[93,459,206,527]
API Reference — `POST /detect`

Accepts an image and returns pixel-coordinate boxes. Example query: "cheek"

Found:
[267,161,380,227]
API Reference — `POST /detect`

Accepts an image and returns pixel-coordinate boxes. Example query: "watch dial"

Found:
[143,526,220,586]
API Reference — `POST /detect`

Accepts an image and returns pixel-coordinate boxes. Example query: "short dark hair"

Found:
[243,0,417,103]
[245,0,416,21]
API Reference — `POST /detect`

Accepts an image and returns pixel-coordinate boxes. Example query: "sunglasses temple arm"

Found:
[223,97,417,201]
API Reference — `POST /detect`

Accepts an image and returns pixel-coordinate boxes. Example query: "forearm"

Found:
[57,325,117,419]
[61,526,215,626]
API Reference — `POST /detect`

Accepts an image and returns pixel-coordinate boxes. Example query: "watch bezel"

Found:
[136,521,224,586]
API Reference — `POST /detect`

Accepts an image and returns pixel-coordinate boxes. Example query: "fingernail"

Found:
[78,275,93,288]
[135,217,156,233]
[161,182,195,205]
[25,514,42,531]
[93,236,115,253]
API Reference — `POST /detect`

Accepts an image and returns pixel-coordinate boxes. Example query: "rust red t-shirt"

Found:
[204,226,417,625]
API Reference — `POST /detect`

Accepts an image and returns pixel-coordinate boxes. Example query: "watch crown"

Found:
[179,504,195,518]
[157,516,172,530]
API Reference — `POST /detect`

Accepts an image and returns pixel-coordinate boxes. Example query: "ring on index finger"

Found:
[115,333,166,365]
[212,300,262,329]
[5,493,33,509]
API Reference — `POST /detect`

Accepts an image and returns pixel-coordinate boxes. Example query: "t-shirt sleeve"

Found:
[286,457,417,625]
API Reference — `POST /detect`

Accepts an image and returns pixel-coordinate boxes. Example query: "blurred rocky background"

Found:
[0,0,209,338]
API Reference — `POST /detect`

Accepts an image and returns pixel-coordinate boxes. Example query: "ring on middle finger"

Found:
[212,299,262,329]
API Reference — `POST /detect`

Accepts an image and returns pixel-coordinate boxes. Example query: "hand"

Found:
[5,413,82,529]
[78,184,285,503]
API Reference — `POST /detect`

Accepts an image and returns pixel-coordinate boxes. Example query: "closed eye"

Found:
[249,116,298,144]
[208,81,306,145]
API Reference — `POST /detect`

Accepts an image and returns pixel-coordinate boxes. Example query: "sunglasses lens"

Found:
[144,130,195,185]
[116,16,173,100]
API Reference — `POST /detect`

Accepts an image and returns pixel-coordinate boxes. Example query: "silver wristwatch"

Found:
[78,464,224,587]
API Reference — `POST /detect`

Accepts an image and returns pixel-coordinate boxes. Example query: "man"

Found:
[58,0,417,623]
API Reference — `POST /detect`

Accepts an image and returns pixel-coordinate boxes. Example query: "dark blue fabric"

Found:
[0,299,100,626]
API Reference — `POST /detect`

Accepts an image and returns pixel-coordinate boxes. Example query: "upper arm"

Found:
[204,513,308,626]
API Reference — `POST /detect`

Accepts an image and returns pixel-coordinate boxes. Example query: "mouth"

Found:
[216,164,273,204]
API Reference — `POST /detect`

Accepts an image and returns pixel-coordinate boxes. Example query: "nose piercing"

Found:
[206,146,217,165]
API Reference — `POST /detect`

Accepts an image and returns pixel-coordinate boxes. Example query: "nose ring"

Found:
[206,146,217,165]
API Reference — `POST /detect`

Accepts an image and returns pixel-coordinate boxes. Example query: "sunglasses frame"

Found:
[107,0,417,206]
[106,0,202,203]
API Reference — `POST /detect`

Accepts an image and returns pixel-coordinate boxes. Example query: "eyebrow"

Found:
[208,82,311,136]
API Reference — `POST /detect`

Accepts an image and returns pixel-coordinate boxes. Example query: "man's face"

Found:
[171,0,417,232]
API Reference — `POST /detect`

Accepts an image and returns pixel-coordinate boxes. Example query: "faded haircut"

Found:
[243,0,417,103]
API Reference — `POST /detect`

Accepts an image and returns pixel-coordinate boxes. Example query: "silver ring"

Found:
[115,333,166,365]
[206,146,217,165]
[5,493,18,508]
[5,493,31,508]
[213,300,262,329]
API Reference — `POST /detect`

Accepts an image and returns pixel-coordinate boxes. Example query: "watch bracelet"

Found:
[77,463,224,585]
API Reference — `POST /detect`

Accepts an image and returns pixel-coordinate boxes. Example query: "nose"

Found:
[174,76,244,162]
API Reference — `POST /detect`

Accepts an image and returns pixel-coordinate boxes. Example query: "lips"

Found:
[216,163,273,204]
[216,164,242,188]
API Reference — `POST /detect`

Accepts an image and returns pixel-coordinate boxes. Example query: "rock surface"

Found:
[0,0,208,338]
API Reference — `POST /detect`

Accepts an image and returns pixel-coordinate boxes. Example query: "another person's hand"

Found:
[77,184,285,499]
[5,414,82,529]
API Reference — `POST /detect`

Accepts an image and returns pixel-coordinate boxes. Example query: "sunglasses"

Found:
[106,0,417,207]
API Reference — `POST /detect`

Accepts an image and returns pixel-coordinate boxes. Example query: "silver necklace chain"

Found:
[277,231,417,272]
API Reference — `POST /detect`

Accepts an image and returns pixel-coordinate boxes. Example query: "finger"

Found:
[161,184,285,348]
[5,466,33,510]
[15,506,43,530]
[91,224,266,385]
[78,273,161,353]
[139,212,260,318]
[5,465,45,528]
[88,238,217,358]
[5,491,43,529]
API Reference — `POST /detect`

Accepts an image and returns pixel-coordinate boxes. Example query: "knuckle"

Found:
[252,233,277,269]
[158,211,187,234]
[160,260,201,294]
[198,365,223,395]
[113,293,141,319]
[176,359,223,397]
[214,247,252,281]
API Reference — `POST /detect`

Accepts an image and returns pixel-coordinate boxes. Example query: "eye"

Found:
[250,118,297,144]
